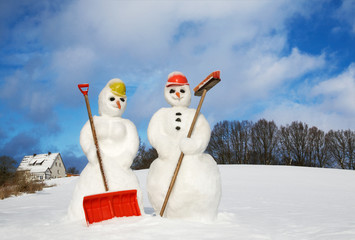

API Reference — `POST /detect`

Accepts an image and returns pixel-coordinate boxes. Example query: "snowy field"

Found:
[0,165,355,240]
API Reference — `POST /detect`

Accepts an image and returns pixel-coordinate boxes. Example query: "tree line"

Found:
[2,119,354,174]
[132,119,355,170]
[132,139,158,170]
[206,119,355,170]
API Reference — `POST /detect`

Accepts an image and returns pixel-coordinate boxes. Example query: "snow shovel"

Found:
[78,84,141,225]
[159,71,221,217]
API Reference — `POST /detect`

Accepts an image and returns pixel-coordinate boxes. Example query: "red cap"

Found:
[166,72,189,87]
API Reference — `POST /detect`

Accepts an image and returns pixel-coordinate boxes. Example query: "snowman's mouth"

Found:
[172,96,183,101]
[110,102,121,110]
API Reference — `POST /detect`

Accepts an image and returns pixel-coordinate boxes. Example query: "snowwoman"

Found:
[147,72,221,222]
[68,78,144,220]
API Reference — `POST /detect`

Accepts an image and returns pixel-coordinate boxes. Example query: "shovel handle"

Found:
[78,84,89,96]
[78,84,109,192]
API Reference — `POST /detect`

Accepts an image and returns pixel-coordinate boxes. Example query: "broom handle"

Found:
[83,94,109,192]
[160,89,207,217]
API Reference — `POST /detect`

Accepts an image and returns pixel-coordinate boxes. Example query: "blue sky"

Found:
[1,0,355,170]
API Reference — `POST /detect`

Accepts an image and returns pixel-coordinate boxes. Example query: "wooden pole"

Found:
[83,94,109,192]
[160,88,207,217]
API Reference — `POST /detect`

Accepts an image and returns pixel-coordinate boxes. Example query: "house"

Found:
[17,152,67,180]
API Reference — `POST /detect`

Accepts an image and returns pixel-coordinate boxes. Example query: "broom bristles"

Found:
[193,71,221,95]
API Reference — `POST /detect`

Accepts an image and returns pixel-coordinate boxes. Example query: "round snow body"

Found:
[147,104,222,222]
[147,154,221,222]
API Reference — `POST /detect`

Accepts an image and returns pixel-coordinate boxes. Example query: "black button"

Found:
[176,112,182,116]
[176,126,181,130]
[175,118,181,122]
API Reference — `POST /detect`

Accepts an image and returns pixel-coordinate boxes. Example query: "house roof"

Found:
[17,153,61,174]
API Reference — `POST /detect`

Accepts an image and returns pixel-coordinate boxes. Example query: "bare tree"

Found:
[250,119,279,165]
[344,130,355,169]
[307,127,329,167]
[132,138,158,170]
[230,120,252,164]
[279,124,292,165]
[279,121,309,166]
[67,167,80,174]
[326,130,355,170]
[207,121,233,164]
[0,156,17,186]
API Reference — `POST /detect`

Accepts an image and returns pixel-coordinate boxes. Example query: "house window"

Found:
[40,176,43,180]
[57,170,60,174]
[59,163,61,167]
[36,160,44,165]
[55,162,58,166]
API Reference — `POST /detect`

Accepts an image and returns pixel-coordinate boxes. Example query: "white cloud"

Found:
[245,48,325,97]
[35,0,313,67]
[257,100,355,131]
[1,0,350,139]
[32,0,315,127]
[312,63,355,115]
[334,0,355,34]
[257,63,355,131]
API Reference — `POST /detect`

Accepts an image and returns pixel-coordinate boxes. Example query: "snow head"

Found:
[164,72,191,107]
[98,78,127,117]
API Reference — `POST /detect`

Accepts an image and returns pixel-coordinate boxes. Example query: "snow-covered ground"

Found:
[0,165,354,240]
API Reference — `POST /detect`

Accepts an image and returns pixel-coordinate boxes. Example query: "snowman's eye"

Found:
[120,98,125,102]
[180,89,185,93]
[109,97,115,101]
[169,89,175,94]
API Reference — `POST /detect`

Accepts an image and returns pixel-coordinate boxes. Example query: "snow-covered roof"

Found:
[17,153,61,173]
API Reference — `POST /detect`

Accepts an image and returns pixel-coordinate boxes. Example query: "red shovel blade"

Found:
[83,189,141,225]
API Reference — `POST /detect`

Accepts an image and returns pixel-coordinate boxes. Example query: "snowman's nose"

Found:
[176,92,180,98]
[116,100,121,109]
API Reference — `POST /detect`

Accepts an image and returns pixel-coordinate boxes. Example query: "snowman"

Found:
[147,72,221,222]
[67,78,144,220]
